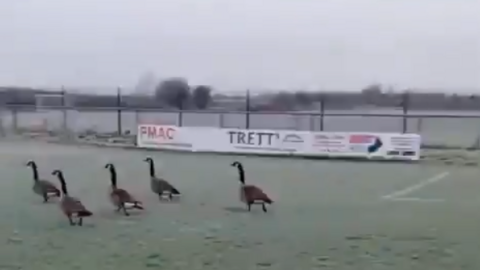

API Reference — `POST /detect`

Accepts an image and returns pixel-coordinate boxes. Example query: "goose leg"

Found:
[68,216,75,226]
[42,193,49,203]
[261,203,267,212]
[115,205,122,212]
[121,204,130,216]
[247,203,252,212]
[78,217,83,226]
[168,193,173,201]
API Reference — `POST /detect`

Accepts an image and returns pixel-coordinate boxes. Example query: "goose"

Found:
[52,170,92,226]
[104,163,143,216]
[143,157,180,201]
[26,161,60,202]
[231,161,273,212]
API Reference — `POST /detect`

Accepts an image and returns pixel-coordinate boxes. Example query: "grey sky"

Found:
[0,0,478,93]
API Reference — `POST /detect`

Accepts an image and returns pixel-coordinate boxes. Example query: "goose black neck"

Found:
[56,172,68,195]
[148,160,155,177]
[108,166,117,187]
[30,164,39,181]
[236,165,245,184]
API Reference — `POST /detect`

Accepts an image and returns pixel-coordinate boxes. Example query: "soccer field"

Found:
[0,140,479,270]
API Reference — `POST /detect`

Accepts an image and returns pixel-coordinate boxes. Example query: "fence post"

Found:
[319,94,326,131]
[116,87,122,135]
[219,113,224,128]
[245,89,251,129]
[178,100,184,127]
[401,91,410,133]
[0,109,4,137]
[177,111,183,126]
[309,114,314,131]
[12,107,17,133]
[12,94,18,133]
[60,87,68,137]
[417,117,423,133]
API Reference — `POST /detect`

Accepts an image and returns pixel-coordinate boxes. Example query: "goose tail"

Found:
[263,196,273,204]
[170,187,181,195]
[132,202,144,210]
[77,210,93,217]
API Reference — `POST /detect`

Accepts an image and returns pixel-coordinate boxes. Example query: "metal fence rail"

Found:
[1,106,479,149]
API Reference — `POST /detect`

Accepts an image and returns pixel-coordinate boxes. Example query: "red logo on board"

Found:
[140,125,176,140]
[349,134,375,144]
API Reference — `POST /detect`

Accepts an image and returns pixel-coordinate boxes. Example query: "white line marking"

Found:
[387,197,445,203]
[382,171,450,200]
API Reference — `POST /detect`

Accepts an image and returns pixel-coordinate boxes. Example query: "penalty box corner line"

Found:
[381,171,450,200]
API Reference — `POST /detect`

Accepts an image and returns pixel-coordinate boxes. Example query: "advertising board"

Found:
[348,134,384,155]
[222,129,307,154]
[136,124,193,150]
[310,133,350,154]
[346,133,420,160]
[136,125,421,161]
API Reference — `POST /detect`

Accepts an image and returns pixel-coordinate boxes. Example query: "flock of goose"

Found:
[25,157,273,226]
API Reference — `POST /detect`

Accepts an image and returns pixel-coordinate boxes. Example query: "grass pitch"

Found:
[0,140,479,270]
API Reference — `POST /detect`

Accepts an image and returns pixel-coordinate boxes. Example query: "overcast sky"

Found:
[0,0,478,93]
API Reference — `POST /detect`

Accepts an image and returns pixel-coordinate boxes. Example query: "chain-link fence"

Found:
[1,87,479,149]
[1,106,480,149]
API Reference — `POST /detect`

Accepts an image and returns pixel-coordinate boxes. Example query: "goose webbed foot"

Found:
[122,205,130,216]
[68,217,75,226]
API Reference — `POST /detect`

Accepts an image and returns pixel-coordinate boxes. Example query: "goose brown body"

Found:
[26,161,60,202]
[104,163,143,216]
[240,185,273,204]
[144,157,180,201]
[231,161,273,212]
[52,170,92,226]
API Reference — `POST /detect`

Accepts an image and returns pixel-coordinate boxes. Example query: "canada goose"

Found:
[52,170,92,226]
[143,157,180,201]
[26,161,60,202]
[231,161,273,212]
[104,163,143,216]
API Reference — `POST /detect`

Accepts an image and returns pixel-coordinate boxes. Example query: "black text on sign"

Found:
[228,131,279,146]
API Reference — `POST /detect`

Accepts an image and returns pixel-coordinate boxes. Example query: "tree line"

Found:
[155,78,212,109]
[0,78,214,110]
[0,81,478,111]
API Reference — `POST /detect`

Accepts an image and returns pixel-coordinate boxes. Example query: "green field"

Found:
[0,140,479,270]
